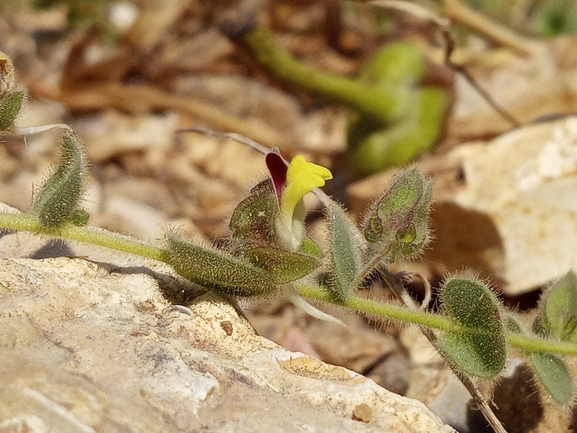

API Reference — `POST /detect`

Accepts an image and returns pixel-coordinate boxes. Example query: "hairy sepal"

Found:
[362,167,432,260]
[230,179,278,245]
[243,245,320,284]
[0,51,23,132]
[0,90,24,131]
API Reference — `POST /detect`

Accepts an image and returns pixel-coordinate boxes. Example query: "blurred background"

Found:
[2,1,577,431]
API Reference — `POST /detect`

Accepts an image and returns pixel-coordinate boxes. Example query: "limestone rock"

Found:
[349,116,577,296]
[0,253,455,433]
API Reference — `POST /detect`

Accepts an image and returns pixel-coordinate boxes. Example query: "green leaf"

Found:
[300,235,324,259]
[437,277,506,378]
[70,209,90,226]
[0,90,23,131]
[230,179,278,244]
[165,231,276,297]
[530,352,574,406]
[32,130,89,228]
[362,167,432,259]
[541,270,577,340]
[347,42,450,175]
[325,202,364,300]
[243,246,320,284]
[348,87,451,175]
[357,42,425,87]
[508,314,575,406]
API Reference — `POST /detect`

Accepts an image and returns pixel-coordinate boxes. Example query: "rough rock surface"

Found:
[0,241,455,433]
[349,116,577,296]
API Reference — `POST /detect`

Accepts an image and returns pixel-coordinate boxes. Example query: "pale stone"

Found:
[349,116,577,295]
[447,117,577,294]
[0,254,455,433]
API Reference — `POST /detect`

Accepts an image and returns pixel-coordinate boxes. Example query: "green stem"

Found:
[296,283,577,356]
[506,333,577,356]
[296,283,461,332]
[0,212,167,262]
[4,211,577,357]
[242,27,407,124]
[349,247,390,292]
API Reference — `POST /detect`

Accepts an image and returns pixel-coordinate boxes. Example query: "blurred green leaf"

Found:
[541,270,577,340]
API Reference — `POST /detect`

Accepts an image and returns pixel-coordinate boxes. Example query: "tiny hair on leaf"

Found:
[325,201,365,300]
[437,276,507,379]
[32,130,89,228]
[165,230,277,297]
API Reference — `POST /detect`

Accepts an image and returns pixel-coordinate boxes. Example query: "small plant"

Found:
[229,25,451,176]
[2,50,577,432]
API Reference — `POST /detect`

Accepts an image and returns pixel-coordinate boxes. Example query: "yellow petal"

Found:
[281,155,332,224]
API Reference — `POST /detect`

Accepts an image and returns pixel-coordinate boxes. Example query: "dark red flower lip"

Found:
[265,152,288,203]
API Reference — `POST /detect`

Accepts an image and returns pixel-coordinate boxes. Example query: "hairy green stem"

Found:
[296,283,577,356]
[0,213,167,262]
[296,283,461,332]
[3,211,577,357]
[349,247,391,293]
[506,334,577,356]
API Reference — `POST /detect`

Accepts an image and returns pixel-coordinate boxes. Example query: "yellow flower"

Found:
[276,155,332,250]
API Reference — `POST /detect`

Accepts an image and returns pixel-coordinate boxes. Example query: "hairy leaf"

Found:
[300,235,323,259]
[326,202,364,300]
[531,352,574,406]
[541,270,577,340]
[165,232,276,297]
[32,131,88,228]
[0,90,23,131]
[508,315,574,406]
[437,277,506,378]
[243,246,320,284]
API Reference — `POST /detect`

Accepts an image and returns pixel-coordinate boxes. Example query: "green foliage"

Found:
[357,42,425,87]
[70,208,90,226]
[363,167,432,260]
[538,0,577,37]
[348,87,451,175]
[526,271,577,404]
[32,131,89,228]
[33,0,113,29]
[540,270,577,341]
[530,352,573,406]
[325,202,364,300]
[243,246,320,284]
[4,48,577,422]
[347,42,452,176]
[241,26,408,125]
[229,176,323,285]
[0,52,23,132]
[0,90,24,131]
[165,231,276,297]
[437,277,507,378]
[238,28,449,176]
[230,179,279,245]
[508,315,575,406]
